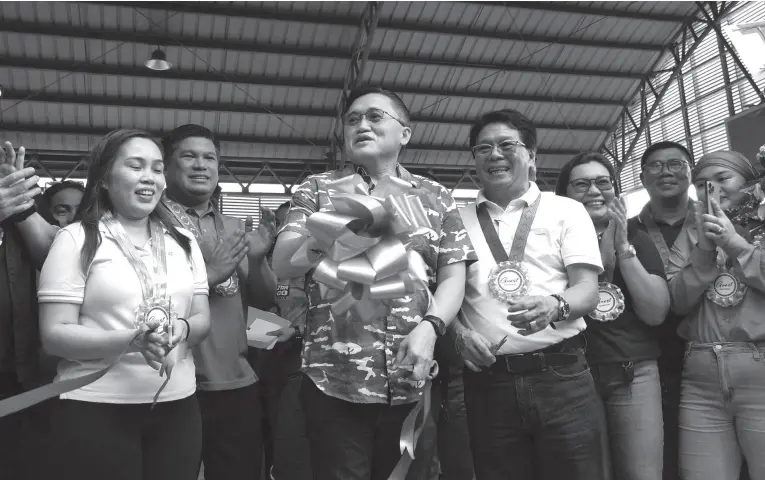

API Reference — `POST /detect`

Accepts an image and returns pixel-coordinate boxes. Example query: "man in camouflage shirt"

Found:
[272,87,476,480]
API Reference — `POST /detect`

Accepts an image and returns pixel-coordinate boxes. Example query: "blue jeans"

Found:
[679,342,765,480]
[593,360,664,480]
[463,348,605,480]
[437,369,475,480]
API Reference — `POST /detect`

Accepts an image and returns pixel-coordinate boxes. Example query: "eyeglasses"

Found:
[471,140,527,158]
[569,176,614,193]
[643,159,688,175]
[342,108,405,127]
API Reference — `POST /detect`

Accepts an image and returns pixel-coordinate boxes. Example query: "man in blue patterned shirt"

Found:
[272,87,476,480]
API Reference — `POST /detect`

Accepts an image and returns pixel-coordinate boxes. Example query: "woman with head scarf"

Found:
[666,150,765,480]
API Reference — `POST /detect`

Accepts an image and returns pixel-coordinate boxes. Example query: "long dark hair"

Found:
[76,129,192,272]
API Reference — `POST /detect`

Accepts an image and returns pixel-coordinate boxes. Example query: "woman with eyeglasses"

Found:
[666,150,765,480]
[556,152,670,480]
[37,129,211,480]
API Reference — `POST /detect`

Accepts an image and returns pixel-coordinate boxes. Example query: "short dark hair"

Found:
[43,180,84,203]
[469,109,537,154]
[555,151,620,197]
[162,124,220,160]
[640,141,692,168]
[344,86,411,126]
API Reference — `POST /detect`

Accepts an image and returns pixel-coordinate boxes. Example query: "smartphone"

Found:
[705,181,719,214]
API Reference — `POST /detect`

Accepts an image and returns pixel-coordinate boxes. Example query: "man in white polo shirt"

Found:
[453,109,606,480]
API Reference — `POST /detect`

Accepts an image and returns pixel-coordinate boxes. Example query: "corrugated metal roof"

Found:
[0,1,708,189]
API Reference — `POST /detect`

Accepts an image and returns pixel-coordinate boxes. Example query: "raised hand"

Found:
[245,207,277,259]
[200,228,248,286]
[692,201,715,251]
[607,197,630,252]
[0,141,26,178]
[701,198,742,250]
[0,168,40,222]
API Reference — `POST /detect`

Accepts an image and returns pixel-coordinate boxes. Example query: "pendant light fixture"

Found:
[145,48,171,71]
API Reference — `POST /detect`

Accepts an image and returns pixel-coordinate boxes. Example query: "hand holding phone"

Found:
[705,181,720,215]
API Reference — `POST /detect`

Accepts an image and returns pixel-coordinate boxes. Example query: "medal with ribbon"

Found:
[475,196,540,303]
[705,250,747,307]
[589,222,626,322]
[160,194,239,297]
[102,212,174,332]
[288,173,435,323]
[639,200,694,269]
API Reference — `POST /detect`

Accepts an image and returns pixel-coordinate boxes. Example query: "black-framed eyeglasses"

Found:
[342,108,405,127]
[569,176,614,193]
[470,140,527,158]
[643,159,688,175]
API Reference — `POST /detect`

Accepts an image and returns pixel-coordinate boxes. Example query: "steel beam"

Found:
[99,1,667,52]
[0,123,582,156]
[0,56,625,107]
[715,27,737,116]
[698,4,765,103]
[600,2,732,172]
[0,21,645,80]
[329,2,380,169]
[497,1,691,23]
[675,63,696,159]
[21,148,563,190]
[0,89,609,133]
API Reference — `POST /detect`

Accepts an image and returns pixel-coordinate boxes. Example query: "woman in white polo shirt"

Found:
[38,129,211,480]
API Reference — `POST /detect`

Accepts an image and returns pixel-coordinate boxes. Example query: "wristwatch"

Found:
[617,245,637,260]
[422,315,447,337]
[550,294,571,323]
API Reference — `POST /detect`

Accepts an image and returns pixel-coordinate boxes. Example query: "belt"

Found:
[488,335,583,374]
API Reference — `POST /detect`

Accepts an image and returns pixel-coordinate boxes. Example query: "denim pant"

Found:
[437,369,475,480]
[679,342,765,480]
[463,348,605,480]
[301,376,416,480]
[593,360,664,480]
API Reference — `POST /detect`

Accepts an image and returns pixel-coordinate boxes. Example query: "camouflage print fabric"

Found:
[280,164,476,405]
[274,276,308,327]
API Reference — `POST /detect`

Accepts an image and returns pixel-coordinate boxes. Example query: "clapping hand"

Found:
[245,207,277,259]
[607,197,630,252]
[201,228,248,285]
[0,142,40,222]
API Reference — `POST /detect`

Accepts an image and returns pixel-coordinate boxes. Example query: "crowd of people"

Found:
[0,85,763,480]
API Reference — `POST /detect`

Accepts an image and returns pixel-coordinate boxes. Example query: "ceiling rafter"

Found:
[489,2,693,23]
[0,21,646,79]
[0,89,610,132]
[0,57,627,106]
[100,1,667,52]
[0,123,584,156]
[23,149,561,190]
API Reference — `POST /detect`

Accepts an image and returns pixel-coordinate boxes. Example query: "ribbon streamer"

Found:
[290,174,436,322]
[0,328,183,418]
[387,361,440,480]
